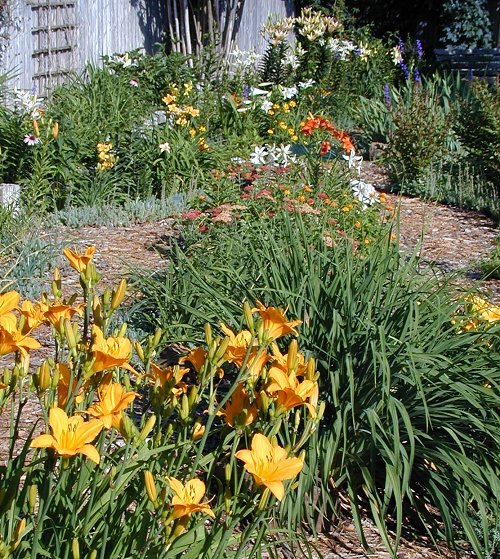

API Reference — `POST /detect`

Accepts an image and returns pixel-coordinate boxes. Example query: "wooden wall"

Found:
[0,0,293,95]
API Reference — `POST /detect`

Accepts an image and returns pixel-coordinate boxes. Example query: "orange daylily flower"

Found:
[30,407,103,463]
[0,291,19,317]
[0,317,40,357]
[252,301,301,342]
[43,302,83,333]
[63,246,96,273]
[235,433,303,501]
[266,367,319,417]
[56,363,84,408]
[218,383,258,427]
[148,363,189,396]
[179,346,207,373]
[166,477,215,520]
[19,300,48,333]
[221,324,270,380]
[90,325,136,375]
[86,382,137,429]
[468,295,500,323]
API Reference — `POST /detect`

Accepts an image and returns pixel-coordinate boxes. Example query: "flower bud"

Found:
[243,301,254,333]
[187,385,198,408]
[92,295,103,327]
[287,339,298,373]
[28,484,37,514]
[72,538,80,559]
[134,341,145,362]
[89,551,97,559]
[64,318,77,351]
[52,121,59,139]
[139,414,156,442]
[10,518,26,551]
[204,323,212,347]
[36,361,51,392]
[213,337,230,365]
[179,394,189,420]
[111,279,127,311]
[306,357,315,381]
[192,421,205,441]
[152,327,162,348]
[144,470,158,505]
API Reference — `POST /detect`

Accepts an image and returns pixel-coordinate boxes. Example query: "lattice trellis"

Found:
[28,0,77,94]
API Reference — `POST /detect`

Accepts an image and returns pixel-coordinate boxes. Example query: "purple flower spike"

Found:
[398,38,405,53]
[414,67,421,83]
[383,83,392,107]
[400,60,409,79]
[416,39,423,59]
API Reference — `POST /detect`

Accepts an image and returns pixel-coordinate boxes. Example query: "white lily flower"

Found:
[342,149,364,173]
[249,87,269,97]
[298,79,315,89]
[250,145,269,165]
[281,86,298,99]
[261,99,274,112]
[351,179,379,208]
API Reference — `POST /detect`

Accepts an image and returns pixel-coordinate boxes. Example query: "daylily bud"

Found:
[52,121,59,139]
[33,119,39,135]
[71,538,80,559]
[316,401,325,421]
[118,323,127,337]
[144,470,158,505]
[102,288,111,309]
[225,464,231,482]
[287,339,298,373]
[243,301,254,333]
[192,421,205,440]
[89,551,97,559]
[134,341,145,362]
[259,391,269,415]
[120,414,138,441]
[10,517,26,551]
[28,484,37,514]
[111,279,127,310]
[139,414,156,442]
[36,361,50,392]
[306,357,315,381]
[64,318,77,351]
[152,327,162,348]
[187,385,198,408]
[179,394,189,420]
[204,323,212,347]
[214,337,230,364]
[92,295,103,327]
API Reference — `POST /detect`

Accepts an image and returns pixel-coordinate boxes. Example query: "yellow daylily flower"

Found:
[166,477,215,520]
[90,325,136,375]
[221,324,270,380]
[468,295,500,323]
[86,382,137,429]
[0,318,41,357]
[148,363,189,396]
[252,301,301,342]
[43,302,83,333]
[30,407,103,463]
[235,433,303,501]
[19,300,48,333]
[0,290,20,316]
[217,383,258,428]
[63,246,96,274]
[179,347,207,373]
[266,367,318,417]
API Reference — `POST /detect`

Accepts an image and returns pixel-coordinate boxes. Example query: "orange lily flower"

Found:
[218,383,258,427]
[166,477,215,520]
[221,324,270,380]
[0,290,19,317]
[56,363,84,408]
[0,317,40,357]
[63,246,96,273]
[179,346,207,373]
[251,301,301,342]
[266,367,319,417]
[43,302,83,333]
[30,407,103,463]
[19,300,48,333]
[86,382,137,429]
[235,433,303,501]
[148,363,189,396]
[90,325,136,374]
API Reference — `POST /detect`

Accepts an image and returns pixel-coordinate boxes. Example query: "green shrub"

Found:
[130,211,500,557]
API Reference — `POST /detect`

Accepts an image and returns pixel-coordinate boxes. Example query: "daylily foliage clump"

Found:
[0,247,322,558]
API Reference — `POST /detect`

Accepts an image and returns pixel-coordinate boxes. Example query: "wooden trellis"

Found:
[29,0,77,93]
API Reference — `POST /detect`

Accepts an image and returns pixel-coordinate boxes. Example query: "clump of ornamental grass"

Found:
[130,210,500,558]
[0,246,322,558]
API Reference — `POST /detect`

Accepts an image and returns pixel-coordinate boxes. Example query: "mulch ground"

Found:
[1,164,497,557]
